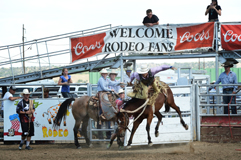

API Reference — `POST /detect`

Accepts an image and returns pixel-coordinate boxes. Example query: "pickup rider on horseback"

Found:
[97,68,123,119]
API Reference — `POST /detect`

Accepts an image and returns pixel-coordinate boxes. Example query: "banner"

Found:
[221,24,241,51]
[70,23,214,63]
[4,99,74,141]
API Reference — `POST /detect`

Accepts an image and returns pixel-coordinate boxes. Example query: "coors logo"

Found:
[180,30,210,43]
[223,30,241,42]
[221,25,241,51]
[175,22,214,51]
[70,33,106,63]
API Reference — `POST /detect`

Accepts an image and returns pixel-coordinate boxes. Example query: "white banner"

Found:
[4,99,75,141]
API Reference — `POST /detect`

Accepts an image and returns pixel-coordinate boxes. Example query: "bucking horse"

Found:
[53,81,188,149]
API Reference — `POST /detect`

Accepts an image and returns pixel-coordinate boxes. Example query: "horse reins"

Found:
[117,112,131,133]
[120,99,149,130]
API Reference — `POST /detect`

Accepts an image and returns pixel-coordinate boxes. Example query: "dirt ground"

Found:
[0,141,241,160]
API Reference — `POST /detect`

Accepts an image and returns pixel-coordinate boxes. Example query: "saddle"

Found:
[88,92,117,120]
[128,78,168,105]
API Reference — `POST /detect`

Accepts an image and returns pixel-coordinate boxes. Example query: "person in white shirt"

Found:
[1,86,20,118]
[124,66,132,85]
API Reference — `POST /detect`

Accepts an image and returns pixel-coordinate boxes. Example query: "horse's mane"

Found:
[123,98,144,109]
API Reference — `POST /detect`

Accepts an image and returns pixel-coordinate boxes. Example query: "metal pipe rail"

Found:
[0,24,115,50]
[198,84,241,87]
[199,94,239,96]
[0,55,121,84]
[200,114,241,117]
[200,104,238,107]
[196,83,241,141]
[0,83,88,86]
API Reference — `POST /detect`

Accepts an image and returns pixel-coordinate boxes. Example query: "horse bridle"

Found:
[117,112,130,135]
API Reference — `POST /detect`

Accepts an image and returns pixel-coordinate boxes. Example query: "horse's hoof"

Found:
[126,145,131,149]
[106,144,111,149]
[119,146,124,150]
[185,124,189,130]
[155,132,159,137]
[148,143,153,147]
[76,146,82,149]
[88,144,93,148]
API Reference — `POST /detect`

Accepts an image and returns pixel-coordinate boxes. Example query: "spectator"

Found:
[16,89,35,150]
[58,68,73,98]
[210,63,237,114]
[108,69,121,93]
[205,0,221,22]
[124,66,132,85]
[1,86,20,118]
[39,88,52,98]
[143,9,159,27]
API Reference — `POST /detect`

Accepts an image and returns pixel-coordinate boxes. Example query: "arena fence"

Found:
[1,83,241,144]
[196,84,241,143]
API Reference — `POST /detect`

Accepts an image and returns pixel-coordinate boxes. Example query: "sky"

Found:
[0,0,241,67]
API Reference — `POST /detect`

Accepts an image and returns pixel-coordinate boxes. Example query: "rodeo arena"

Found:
[0,20,241,160]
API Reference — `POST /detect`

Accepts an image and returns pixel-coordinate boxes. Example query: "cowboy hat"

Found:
[21,89,31,95]
[125,66,132,71]
[137,64,149,74]
[118,89,124,94]
[109,69,118,75]
[221,63,233,67]
[99,68,108,74]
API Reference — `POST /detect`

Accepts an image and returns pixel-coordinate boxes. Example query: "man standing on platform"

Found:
[211,63,237,114]
[143,9,159,27]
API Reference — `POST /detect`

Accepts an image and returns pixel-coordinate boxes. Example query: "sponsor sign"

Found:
[4,99,74,141]
[221,24,241,51]
[70,23,214,63]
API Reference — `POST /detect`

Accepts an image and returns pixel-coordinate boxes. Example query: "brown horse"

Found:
[115,84,189,149]
[53,92,119,149]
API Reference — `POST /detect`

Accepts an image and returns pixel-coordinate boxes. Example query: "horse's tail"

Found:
[164,102,170,112]
[53,98,75,128]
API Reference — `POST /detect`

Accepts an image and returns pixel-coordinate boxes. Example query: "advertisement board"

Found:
[4,99,74,141]
[70,23,214,63]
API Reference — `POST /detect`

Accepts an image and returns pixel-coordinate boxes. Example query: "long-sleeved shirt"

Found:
[108,79,121,93]
[214,71,238,92]
[97,76,120,92]
[130,65,171,82]
[124,74,131,83]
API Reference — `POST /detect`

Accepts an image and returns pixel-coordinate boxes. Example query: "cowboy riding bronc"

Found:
[127,64,177,105]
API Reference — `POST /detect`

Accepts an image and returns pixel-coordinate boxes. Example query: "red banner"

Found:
[175,22,214,50]
[70,33,106,63]
[221,24,241,51]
